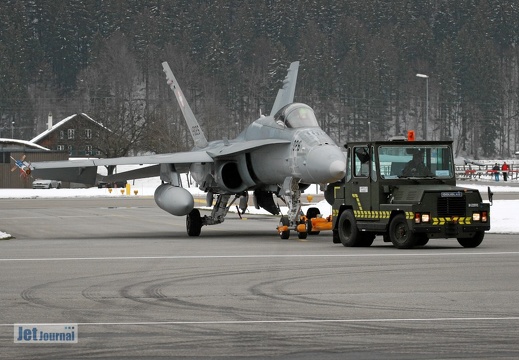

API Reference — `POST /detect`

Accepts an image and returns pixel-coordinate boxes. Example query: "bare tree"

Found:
[76,32,149,174]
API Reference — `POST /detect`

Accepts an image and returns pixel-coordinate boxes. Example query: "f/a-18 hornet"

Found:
[30,61,346,239]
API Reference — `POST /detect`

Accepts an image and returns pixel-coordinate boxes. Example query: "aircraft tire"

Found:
[389,214,416,249]
[279,216,290,240]
[338,209,360,247]
[306,207,321,235]
[186,209,202,237]
[457,231,484,248]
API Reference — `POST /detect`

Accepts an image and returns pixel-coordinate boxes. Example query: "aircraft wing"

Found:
[30,151,214,185]
[99,140,290,181]
[31,151,213,169]
[30,138,291,184]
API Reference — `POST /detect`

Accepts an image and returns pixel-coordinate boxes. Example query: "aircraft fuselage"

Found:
[190,103,346,194]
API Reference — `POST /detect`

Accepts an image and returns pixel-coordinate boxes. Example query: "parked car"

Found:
[32,179,62,189]
[97,181,127,189]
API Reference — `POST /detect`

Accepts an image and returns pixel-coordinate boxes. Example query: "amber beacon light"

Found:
[407,130,415,141]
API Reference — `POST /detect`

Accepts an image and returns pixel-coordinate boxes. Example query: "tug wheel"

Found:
[389,214,416,249]
[359,233,375,247]
[414,234,429,246]
[457,231,484,248]
[337,209,360,247]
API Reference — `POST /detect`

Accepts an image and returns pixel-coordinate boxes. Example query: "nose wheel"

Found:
[297,225,308,239]
[278,216,290,239]
[277,215,308,239]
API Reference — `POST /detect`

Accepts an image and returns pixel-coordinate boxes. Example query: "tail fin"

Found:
[269,61,300,116]
[162,61,209,149]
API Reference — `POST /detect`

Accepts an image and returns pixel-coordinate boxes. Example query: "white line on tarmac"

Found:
[1,214,124,220]
[2,316,519,327]
[1,252,519,262]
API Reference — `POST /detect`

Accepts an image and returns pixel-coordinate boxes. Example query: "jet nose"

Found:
[306,144,346,183]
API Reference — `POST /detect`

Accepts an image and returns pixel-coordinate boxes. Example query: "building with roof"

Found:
[0,138,68,188]
[31,113,109,157]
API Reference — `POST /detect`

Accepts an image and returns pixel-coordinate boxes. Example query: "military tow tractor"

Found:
[327,139,492,249]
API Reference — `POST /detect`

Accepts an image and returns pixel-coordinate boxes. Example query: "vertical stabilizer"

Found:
[162,62,209,148]
[269,61,300,116]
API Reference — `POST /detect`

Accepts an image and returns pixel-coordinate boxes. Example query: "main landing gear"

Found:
[185,193,243,237]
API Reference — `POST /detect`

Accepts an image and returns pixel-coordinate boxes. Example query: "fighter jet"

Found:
[30,61,346,239]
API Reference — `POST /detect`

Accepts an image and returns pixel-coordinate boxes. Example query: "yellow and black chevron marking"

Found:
[352,210,413,220]
[351,193,363,210]
[432,217,472,225]
[351,193,415,220]
[353,210,391,219]
[350,194,414,220]
[335,196,473,225]
[348,211,472,224]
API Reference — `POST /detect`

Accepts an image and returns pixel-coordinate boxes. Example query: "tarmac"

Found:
[0,197,518,359]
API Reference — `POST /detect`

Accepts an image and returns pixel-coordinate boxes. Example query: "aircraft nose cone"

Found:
[306,145,346,183]
[329,158,347,179]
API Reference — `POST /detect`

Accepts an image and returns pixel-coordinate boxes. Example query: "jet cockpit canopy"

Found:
[274,103,319,128]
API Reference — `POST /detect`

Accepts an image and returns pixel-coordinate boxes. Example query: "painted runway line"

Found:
[1,251,519,262]
[2,316,519,327]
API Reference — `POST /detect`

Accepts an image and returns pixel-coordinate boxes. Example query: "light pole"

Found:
[416,73,429,140]
[11,121,14,138]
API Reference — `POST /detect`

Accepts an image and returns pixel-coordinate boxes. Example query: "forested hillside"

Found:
[1,0,518,159]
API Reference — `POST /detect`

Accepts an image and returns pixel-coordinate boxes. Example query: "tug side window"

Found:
[345,148,352,182]
[354,147,370,178]
[371,146,377,181]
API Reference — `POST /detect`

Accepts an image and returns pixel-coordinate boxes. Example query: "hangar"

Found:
[0,138,68,188]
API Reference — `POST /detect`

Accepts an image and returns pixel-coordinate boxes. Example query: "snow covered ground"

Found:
[1,177,518,239]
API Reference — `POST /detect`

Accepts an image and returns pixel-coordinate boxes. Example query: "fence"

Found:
[455,163,517,181]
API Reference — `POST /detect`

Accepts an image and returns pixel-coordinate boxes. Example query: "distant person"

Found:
[402,151,431,176]
[502,161,510,181]
[492,163,500,181]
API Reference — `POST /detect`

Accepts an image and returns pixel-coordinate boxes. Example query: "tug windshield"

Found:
[378,144,454,179]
